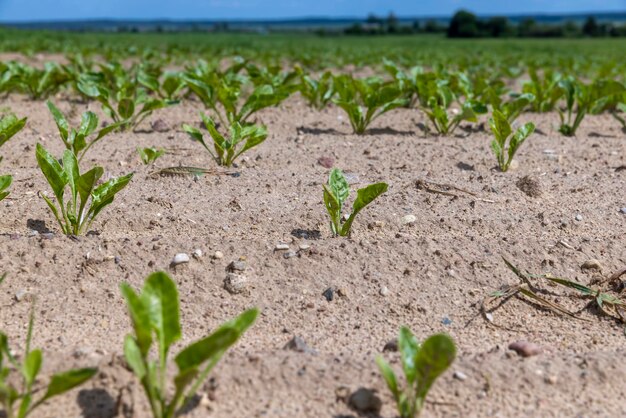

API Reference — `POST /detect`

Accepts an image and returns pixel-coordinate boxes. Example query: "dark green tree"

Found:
[582,16,600,37]
[447,10,480,38]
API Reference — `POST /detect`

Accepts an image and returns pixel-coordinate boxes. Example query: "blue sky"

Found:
[0,0,624,22]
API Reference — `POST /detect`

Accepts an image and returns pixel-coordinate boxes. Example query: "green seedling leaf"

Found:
[22,349,42,387]
[328,168,349,206]
[88,173,133,222]
[185,114,267,167]
[121,272,257,418]
[398,327,419,385]
[174,327,239,372]
[35,143,67,202]
[0,175,12,202]
[0,114,27,148]
[488,109,535,172]
[414,334,456,401]
[375,356,400,401]
[379,328,456,418]
[123,335,147,379]
[137,147,165,165]
[120,283,153,355]
[118,98,135,120]
[341,182,388,236]
[141,272,181,357]
[46,101,69,142]
[39,368,98,402]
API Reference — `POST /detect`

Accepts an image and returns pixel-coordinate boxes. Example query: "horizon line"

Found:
[2,10,625,25]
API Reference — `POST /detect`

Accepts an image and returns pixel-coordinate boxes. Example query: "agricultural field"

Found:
[0,32,625,417]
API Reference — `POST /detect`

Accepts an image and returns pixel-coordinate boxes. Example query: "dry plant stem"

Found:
[416,178,495,203]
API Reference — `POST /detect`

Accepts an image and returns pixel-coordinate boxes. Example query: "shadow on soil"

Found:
[291,228,322,240]
[78,388,116,418]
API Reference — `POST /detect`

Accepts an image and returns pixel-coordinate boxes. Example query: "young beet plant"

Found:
[422,84,487,135]
[295,66,335,110]
[77,75,176,132]
[489,110,535,172]
[47,101,120,162]
[36,144,133,235]
[183,114,267,167]
[0,308,97,418]
[323,168,388,237]
[333,75,407,134]
[376,328,456,418]
[557,78,625,136]
[137,147,165,165]
[121,271,257,418]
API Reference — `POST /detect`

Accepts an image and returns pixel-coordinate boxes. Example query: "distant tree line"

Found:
[337,11,626,37]
[447,10,626,38]
[337,13,446,35]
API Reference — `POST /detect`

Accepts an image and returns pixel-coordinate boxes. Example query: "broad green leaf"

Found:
[120,282,153,355]
[139,99,170,115]
[174,327,239,372]
[509,122,535,161]
[41,194,64,233]
[88,173,133,221]
[22,349,42,386]
[0,114,27,147]
[233,126,268,161]
[328,168,349,207]
[123,335,147,379]
[94,121,123,141]
[171,367,198,407]
[118,98,135,120]
[398,326,419,385]
[62,150,79,205]
[137,147,165,165]
[78,111,98,138]
[0,175,12,201]
[323,185,341,235]
[40,368,98,402]
[341,182,388,236]
[141,272,181,357]
[46,101,69,141]
[77,167,103,211]
[376,356,400,401]
[489,110,511,143]
[182,124,204,143]
[35,143,67,202]
[226,308,259,334]
[414,334,456,401]
[138,71,160,92]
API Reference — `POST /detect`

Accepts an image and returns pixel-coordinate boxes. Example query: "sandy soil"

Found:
[0,90,625,418]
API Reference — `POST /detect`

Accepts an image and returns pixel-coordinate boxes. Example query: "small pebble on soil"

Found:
[171,253,190,266]
[283,336,316,354]
[226,260,246,272]
[508,340,543,357]
[223,273,248,294]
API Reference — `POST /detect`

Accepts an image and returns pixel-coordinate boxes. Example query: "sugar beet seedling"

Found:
[323,168,388,236]
[36,143,133,235]
[121,271,258,418]
[0,305,97,418]
[377,329,456,418]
